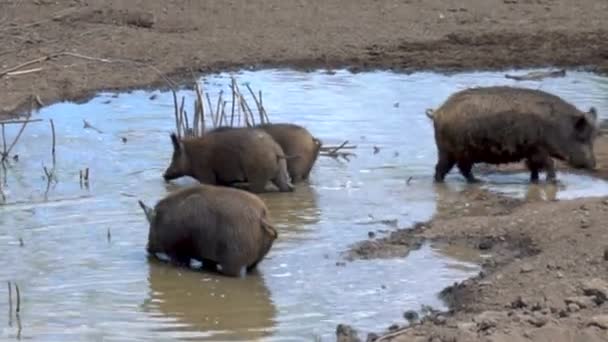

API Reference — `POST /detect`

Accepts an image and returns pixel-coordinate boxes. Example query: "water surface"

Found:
[1,68,608,341]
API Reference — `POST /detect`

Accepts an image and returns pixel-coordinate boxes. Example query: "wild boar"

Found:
[211,123,323,182]
[426,86,598,183]
[138,184,278,277]
[163,127,294,193]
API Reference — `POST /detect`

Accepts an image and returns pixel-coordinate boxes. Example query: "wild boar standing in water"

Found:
[426,86,598,183]
[211,123,323,183]
[162,128,294,193]
[138,184,278,277]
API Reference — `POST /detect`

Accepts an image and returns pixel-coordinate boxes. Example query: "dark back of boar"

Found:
[146,184,277,277]
[255,123,322,182]
[163,127,293,193]
[210,123,322,182]
[430,86,598,183]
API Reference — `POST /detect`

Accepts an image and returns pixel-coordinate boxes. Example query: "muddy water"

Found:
[1,69,607,341]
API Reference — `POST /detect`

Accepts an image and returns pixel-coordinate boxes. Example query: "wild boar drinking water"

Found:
[163,127,294,193]
[426,86,598,183]
[211,123,322,183]
[138,184,278,277]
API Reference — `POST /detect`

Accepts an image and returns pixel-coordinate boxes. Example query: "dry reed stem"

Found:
[0,118,43,125]
[171,89,180,138]
[230,77,236,126]
[205,92,215,128]
[14,283,20,314]
[2,100,34,162]
[245,83,265,124]
[194,82,205,135]
[49,119,56,165]
[214,90,223,127]
[178,96,186,137]
[7,281,12,324]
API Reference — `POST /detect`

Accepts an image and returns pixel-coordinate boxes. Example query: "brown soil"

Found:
[2,1,608,342]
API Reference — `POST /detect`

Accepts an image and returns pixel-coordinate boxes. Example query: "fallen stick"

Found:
[83,120,103,134]
[0,118,43,125]
[5,67,43,77]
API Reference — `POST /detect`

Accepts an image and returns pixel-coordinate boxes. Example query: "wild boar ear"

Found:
[170,133,183,152]
[574,115,589,133]
[588,107,598,122]
[138,200,156,224]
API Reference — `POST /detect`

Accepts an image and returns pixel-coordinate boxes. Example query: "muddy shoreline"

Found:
[3,1,608,341]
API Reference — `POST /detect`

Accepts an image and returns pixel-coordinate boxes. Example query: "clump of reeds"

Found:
[171,76,270,139]
[170,76,356,161]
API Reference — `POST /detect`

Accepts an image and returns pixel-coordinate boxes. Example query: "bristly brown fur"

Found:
[146,184,277,277]
[163,127,294,193]
[430,86,598,183]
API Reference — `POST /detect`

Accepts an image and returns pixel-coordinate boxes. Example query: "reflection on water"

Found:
[143,261,277,341]
[0,68,607,341]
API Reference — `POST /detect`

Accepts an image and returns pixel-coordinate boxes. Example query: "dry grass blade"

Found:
[230,77,236,126]
[50,119,56,165]
[205,92,215,128]
[2,100,34,162]
[171,89,180,138]
[194,82,205,135]
[179,96,186,136]
[7,281,12,324]
[214,90,224,127]
[245,83,265,124]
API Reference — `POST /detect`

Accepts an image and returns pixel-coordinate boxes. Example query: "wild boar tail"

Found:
[261,218,278,240]
[425,108,435,120]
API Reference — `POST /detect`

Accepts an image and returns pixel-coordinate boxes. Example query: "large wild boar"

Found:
[163,127,294,193]
[426,86,598,183]
[138,184,278,277]
[211,123,322,182]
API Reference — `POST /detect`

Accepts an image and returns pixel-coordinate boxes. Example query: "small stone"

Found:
[588,315,608,330]
[434,315,447,325]
[602,199,608,206]
[528,312,548,327]
[368,231,376,238]
[556,272,564,279]
[336,262,346,267]
[580,218,591,228]
[457,322,476,332]
[366,333,379,342]
[520,264,534,273]
[603,247,608,261]
[511,296,528,309]
[478,238,494,250]
[336,324,362,342]
[387,324,399,331]
[403,310,419,322]
[582,278,608,304]
[565,296,595,309]
[474,311,505,331]
[567,303,580,313]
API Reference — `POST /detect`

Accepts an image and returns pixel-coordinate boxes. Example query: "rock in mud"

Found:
[336,324,362,342]
[404,310,419,322]
[565,296,595,309]
[520,264,534,273]
[581,278,608,304]
[588,315,608,330]
[474,311,506,331]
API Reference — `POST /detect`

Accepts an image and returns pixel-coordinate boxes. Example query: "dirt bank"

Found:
[342,189,608,342]
[1,0,608,117]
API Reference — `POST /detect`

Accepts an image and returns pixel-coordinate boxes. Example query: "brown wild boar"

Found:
[211,123,322,182]
[163,127,294,193]
[426,86,598,183]
[138,184,278,277]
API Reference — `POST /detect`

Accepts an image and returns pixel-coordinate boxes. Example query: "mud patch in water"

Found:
[0,68,608,341]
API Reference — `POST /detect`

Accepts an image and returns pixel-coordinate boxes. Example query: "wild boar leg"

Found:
[434,152,455,183]
[272,158,295,192]
[200,258,219,272]
[219,261,246,278]
[457,160,479,183]
[526,153,556,183]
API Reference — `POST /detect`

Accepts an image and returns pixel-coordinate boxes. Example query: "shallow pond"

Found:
[1,68,608,341]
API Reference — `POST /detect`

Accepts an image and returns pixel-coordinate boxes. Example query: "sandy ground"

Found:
[2,1,608,341]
